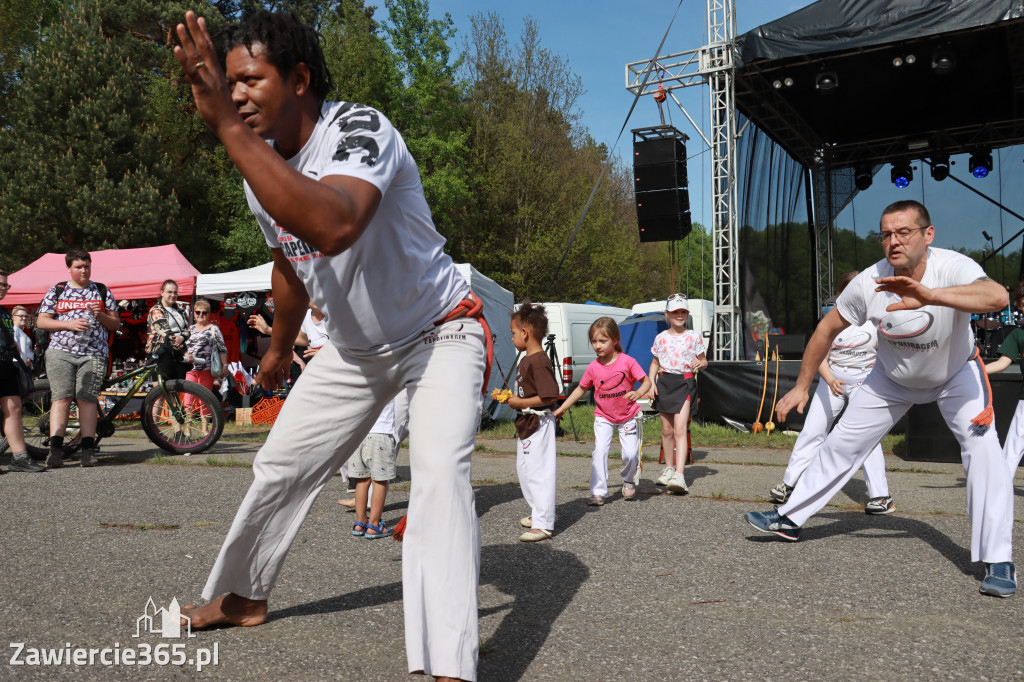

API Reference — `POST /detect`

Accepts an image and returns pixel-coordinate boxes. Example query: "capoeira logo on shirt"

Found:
[879,310,940,352]
[831,328,872,361]
[274,223,324,263]
[597,371,628,400]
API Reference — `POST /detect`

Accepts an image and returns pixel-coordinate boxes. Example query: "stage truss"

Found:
[626,0,745,361]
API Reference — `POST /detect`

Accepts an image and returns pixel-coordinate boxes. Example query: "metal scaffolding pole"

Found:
[625,0,741,359]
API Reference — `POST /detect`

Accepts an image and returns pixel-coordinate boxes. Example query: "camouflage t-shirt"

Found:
[38,282,118,357]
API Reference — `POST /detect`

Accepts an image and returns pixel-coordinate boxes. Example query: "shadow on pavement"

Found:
[269,581,403,623]
[478,543,589,681]
[745,510,978,578]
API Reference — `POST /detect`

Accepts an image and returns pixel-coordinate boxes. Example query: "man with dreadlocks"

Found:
[174,11,488,680]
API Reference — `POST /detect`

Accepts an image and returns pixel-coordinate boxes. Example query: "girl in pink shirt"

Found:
[554,317,652,505]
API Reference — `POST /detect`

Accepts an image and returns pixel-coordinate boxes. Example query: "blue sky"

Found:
[376,0,1024,265]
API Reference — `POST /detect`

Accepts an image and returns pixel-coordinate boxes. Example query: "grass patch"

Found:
[478,405,907,456]
[98,522,180,531]
[203,456,251,468]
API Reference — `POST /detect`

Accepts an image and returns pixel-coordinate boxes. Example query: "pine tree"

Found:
[0,2,180,271]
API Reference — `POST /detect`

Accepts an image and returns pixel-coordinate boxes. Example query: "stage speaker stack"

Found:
[632,125,692,243]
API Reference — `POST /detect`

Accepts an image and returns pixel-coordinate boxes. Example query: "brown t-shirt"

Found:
[513,351,560,439]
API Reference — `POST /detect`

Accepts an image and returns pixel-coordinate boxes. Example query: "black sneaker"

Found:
[81,448,98,467]
[9,454,45,473]
[45,447,63,469]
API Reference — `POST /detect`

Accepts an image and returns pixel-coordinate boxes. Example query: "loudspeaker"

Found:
[638,214,692,242]
[634,161,687,192]
[632,126,691,243]
[633,137,685,166]
[636,188,689,218]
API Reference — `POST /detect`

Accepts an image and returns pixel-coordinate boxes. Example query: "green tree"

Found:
[0,2,180,271]
[458,12,674,305]
[381,0,470,238]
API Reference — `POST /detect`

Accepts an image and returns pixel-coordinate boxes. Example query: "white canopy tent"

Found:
[196,261,516,419]
[195,262,274,300]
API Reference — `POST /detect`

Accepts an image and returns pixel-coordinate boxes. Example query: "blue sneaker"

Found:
[980,562,1016,598]
[745,507,800,541]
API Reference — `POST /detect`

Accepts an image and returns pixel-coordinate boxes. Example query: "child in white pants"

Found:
[555,317,651,505]
[508,303,561,542]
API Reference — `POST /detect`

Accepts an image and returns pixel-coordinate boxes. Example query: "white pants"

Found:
[783,365,889,499]
[1001,399,1024,473]
[591,415,642,497]
[201,320,485,681]
[779,361,1014,563]
[516,415,556,530]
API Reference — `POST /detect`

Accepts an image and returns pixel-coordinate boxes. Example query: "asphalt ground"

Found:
[2,434,1024,680]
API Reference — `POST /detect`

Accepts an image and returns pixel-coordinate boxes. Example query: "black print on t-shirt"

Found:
[330,103,381,167]
[281,237,323,262]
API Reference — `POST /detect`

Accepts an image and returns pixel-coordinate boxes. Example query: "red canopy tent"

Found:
[4,245,199,306]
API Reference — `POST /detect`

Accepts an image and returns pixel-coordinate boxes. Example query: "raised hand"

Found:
[173,11,241,137]
[875,276,933,312]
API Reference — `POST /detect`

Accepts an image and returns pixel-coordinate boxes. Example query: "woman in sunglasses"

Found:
[182,299,228,430]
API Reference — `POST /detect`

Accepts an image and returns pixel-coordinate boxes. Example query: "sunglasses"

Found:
[195,311,209,316]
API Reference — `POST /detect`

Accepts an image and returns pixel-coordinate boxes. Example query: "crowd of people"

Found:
[1,9,1022,682]
[0,251,232,469]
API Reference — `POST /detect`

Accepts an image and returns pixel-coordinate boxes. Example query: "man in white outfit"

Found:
[746,199,1016,598]
[174,10,485,680]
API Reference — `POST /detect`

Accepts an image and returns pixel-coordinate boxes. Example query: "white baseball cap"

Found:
[666,293,689,312]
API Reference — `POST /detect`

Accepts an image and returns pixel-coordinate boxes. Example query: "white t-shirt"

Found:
[369,399,396,438]
[836,247,982,389]
[300,310,330,350]
[13,326,33,363]
[247,101,468,356]
[828,320,876,370]
[651,329,706,374]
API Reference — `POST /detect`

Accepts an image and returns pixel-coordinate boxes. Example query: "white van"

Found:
[539,302,633,395]
[630,298,714,354]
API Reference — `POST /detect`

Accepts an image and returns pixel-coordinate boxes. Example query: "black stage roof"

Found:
[734,0,1024,168]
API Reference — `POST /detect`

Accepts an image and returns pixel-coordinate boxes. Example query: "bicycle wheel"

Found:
[141,379,225,455]
[19,380,83,459]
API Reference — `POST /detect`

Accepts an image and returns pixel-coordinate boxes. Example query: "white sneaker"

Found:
[666,471,689,494]
[656,466,676,486]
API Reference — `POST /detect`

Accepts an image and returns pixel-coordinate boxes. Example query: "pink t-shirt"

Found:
[579,352,647,423]
[651,329,705,374]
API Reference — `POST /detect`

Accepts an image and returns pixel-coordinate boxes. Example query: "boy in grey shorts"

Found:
[36,248,120,468]
[349,398,399,539]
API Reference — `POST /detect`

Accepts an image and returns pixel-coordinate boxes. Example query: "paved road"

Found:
[2,436,1022,680]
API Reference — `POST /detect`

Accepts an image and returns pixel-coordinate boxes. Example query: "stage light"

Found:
[854,164,873,191]
[892,56,903,67]
[931,49,956,75]
[891,161,913,189]
[969,150,993,178]
[906,54,916,65]
[773,80,782,89]
[815,70,838,93]
[930,155,950,181]
[784,77,793,87]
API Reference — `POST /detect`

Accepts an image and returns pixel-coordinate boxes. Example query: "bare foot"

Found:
[337,497,356,509]
[180,593,267,629]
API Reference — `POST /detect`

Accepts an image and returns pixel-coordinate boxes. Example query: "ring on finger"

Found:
[193,60,205,69]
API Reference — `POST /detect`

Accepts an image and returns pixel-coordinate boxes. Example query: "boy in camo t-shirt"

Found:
[36,248,119,468]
